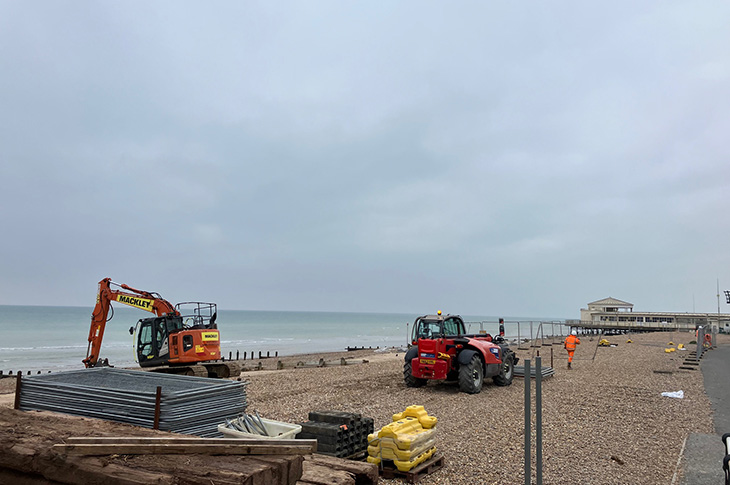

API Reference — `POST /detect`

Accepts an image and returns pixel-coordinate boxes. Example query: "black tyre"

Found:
[493,351,514,386]
[404,361,427,388]
[458,354,483,394]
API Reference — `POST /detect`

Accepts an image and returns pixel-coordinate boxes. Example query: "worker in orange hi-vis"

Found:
[564,329,581,369]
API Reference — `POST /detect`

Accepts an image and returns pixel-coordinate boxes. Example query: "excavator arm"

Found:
[83,277,178,368]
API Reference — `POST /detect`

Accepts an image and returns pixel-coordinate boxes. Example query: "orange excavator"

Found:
[83,278,239,378]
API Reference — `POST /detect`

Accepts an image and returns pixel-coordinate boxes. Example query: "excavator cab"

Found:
[134,315,185,365]
[132,302,220,368]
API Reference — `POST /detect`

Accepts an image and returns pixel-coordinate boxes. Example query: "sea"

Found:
[0,305,569,373]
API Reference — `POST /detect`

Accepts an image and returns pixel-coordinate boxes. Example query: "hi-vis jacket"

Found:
[564,335,580,351]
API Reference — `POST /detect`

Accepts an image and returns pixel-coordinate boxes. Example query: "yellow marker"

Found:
[115,294,155,312]
[201,331,219,342]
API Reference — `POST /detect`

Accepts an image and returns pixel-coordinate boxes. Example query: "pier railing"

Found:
[566,319,699,332]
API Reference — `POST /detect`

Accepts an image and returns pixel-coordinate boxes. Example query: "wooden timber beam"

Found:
[54,437,317,457]
[65,436,316,450]
[54,442,316,456]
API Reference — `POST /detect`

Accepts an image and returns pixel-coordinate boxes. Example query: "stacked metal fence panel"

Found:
[514,365,555,378]
[297,410,374,458]
[17,368,248,437]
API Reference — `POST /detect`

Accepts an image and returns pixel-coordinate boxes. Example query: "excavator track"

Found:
[185,365,210,378]
[144,362,241,379]
[145,364,208,378]
[203,361,242,378]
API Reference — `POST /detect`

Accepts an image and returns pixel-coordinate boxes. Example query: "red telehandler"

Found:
[403,311,516,394]
[83,278,239,378]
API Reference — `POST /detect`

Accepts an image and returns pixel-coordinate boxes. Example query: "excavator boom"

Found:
[83,278,178,368]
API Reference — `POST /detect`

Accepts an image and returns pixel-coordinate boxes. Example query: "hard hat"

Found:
[571,329,577,336]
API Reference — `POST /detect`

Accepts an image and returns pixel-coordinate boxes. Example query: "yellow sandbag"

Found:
[367,428,436,454]
[369,445,437,471]
[376,417,434,449]
[392,405,438,429]
[393,446,437,472]
[366,455,381,466]
[368,405,438,467]
[368,435,437,461]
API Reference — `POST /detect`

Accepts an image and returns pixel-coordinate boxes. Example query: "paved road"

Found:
[702,343,730,435]
[679,342,729,485]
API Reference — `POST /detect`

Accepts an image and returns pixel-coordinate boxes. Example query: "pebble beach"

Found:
[0,331,721,484]
[245,331,718,484]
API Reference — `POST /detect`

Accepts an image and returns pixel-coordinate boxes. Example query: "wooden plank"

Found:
[0,407,303,485]
[53,443,315,456]
[251,455,304,485]
[297,462,354,485]
[153,386,161,430]
[303,454,377,485]
[13,373,21,410]
[66,436,316,450]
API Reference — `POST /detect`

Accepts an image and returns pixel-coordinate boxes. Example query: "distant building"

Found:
[578,297,730,331]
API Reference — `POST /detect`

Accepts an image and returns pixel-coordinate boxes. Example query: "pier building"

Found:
[573,297,730,332]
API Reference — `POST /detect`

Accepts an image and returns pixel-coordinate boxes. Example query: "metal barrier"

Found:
[523,357,544,485]
[696,325,717,362]
[453,320,570,359]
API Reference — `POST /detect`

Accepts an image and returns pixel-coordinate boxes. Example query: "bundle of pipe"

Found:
[16,368,248,437]
[226,412,269,436]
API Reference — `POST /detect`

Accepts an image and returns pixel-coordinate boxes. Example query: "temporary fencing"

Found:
[16,367,248,437]
[696,325,717,361]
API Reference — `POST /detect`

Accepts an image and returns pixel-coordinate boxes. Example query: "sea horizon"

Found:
[0,304,570,373]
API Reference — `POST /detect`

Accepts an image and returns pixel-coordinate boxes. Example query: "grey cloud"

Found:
[1,1,729,317]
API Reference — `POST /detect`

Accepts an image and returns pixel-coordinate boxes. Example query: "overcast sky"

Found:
[1,2,729,318]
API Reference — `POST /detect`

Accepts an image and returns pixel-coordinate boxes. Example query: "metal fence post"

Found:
[696,326,703,362]
[536,356,542,485]
[153,386,162,430]
[524,358,531,485]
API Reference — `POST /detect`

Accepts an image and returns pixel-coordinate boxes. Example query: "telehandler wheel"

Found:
[493,352,515,386]
[403,361,427,388]
[458,354,483,394]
